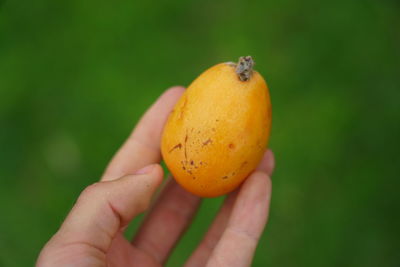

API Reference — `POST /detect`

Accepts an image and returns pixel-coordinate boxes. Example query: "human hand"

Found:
[36,86,275,267]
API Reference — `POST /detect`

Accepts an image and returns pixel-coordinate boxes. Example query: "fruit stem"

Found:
[235,56,254,81]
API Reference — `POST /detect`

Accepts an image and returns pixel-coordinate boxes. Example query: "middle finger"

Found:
[132,177,201,264]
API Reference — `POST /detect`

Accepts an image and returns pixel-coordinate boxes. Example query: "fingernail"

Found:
[256,149,274,176]
[135,164,155,175]
[256,152,270,173]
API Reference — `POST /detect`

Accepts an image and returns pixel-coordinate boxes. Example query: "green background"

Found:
[1,0,399,266]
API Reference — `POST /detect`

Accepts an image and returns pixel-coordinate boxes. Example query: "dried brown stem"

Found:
[235,56,254,81]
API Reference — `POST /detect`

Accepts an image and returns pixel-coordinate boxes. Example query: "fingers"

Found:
[102,86,185,181]
[37,165,163,266]
[186,150,275,267]
[132,177,201,264]
[185,191,238,267]
[206,171,272,267]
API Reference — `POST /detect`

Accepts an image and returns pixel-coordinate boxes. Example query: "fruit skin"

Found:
[161,61,271,197]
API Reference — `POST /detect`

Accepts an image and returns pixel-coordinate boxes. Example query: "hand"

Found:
[36,86,275,267]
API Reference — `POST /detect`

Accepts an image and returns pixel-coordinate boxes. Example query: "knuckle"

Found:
[253,171,271,185]
[79,182,103,202]
[227,225,259,243]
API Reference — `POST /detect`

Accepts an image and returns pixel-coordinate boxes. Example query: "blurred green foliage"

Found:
[1,0,399,266]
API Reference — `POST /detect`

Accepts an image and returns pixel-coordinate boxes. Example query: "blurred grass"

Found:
[1,0,399,266]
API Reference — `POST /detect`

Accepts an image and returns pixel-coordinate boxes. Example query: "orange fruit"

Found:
[161,56,272,197]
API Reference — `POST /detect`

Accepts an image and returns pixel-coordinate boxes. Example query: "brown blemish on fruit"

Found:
[211,128,216,132]
[184,133,188,160]
[202,138,212,146]
[240,161,248,169]
[179,97,188,120]
[190,160,194,165]
[169,143,182,153]
[222,176,228,179]
[228,143,235,149]
[257,144,264,151]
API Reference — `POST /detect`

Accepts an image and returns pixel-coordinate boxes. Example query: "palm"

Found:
[108,232,161,266]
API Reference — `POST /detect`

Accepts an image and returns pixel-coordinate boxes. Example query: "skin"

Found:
[36,86,275,267]
[162,63,272,197]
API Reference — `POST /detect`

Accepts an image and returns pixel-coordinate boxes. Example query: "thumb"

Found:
[38,164,163,263]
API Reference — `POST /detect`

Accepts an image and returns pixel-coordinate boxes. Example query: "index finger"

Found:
[102,86,185,181]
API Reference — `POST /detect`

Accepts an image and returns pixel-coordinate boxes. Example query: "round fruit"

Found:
[161,56,271,197]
